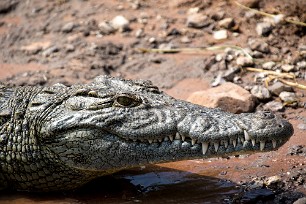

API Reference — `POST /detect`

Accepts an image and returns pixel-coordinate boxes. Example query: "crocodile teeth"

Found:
[148,139,153,144]
[181,135,185,141]
[272,140,277,148]
[233,140,237,148]
[251,139,256,146]
[213,142,219,152]
[192,139,196,145]
[164,136,169,141]
[260,141,266,151]
[202,142,209,155]
[169,135,174,141]
[175,133,180,140]
[224,140,228,148]
[244,130,250,141]
[158,139,162,143]
[237,137,241,144]
[240,137,245,143]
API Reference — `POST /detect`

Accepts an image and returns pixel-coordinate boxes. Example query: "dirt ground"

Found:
[0,0,305,203]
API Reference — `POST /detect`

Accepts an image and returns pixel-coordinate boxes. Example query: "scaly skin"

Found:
[0,76,293,191]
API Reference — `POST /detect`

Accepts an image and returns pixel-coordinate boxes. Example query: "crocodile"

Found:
[0,75,293,192]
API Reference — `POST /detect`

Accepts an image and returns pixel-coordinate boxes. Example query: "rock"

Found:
[187,7,200,15]
[268,82,294,96]
[236,56,254,67]
[218,18,235,29]
[279,91,298,103]
[236,0,260,8]
[263,101,284,112]
[288,145,306,156]
[187,82,256,113]
[20,41,51,55]
[211,11,225,21]
[297,123,306,130]
[264,175,282,187]
[281,64,295,72]
[262,61,276,70]
[293,197,306,204]
[297,61,306,70]
[251,50,264,58]
[98,21,116,34]
[61,22,76,33]
[0,0,19,14]
[251,85,272,100]
[213,30,228,40]
[215,54,223,62]
[135,28,144,38]
[298,44,306,51]
[256,22,273,36]
[186,13,210,28]
[180,36,191,43]
[248,39,270,53]
[110,15,130,32]
[42,46,59,57]
[65,44,75,53]
[158,43,176,50]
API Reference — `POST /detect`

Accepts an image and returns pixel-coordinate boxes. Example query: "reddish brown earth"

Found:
[0,0,305,203]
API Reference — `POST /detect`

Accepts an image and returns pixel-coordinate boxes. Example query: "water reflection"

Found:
[0,166,240,204]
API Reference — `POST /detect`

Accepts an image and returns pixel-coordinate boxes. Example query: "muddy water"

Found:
[0,165,239,204]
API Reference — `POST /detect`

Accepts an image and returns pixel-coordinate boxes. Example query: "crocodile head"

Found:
[35,76,293,173]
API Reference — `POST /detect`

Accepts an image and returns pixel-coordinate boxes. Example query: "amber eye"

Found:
[115,94,141,107]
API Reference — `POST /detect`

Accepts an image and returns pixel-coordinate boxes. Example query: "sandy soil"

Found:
[0,0,305,203]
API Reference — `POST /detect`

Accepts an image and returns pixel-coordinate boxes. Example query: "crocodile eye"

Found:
[114,94,142,107]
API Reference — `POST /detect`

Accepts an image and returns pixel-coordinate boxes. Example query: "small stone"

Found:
[187,7,200,14]
[268,82,294,96]
[256,22,273,36]
[65,44,75,53]
[42,46,59,57]
[148,37,156,43]
[61,22,75,33]
[297,61,306,70]
[262,61,276,70]
[215,54,223,62]
[158,43,176,50]
[251,85,271,100]
[298,44,306,51]
[236,0,260,8]
[180,36,191,43]
[98,21,116,34]
[281,64,295,72]
[264,175,282,187]
[218,18,235,29]
[236,56,254,67]
[293,197,306,204]
[186,13,210,28]
[110,15,130,32]
[251,50,264,58]
[211,11,225,21]
[279,91,298,103]
[187,82,256,113]
[20,41,51,55]
[135,28,144,38]
[213,30,228,40]
[297,124,306,130]
[263,101,284,112]
[248,39,270,53]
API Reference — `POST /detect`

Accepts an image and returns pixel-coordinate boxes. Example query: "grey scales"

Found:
[0,75,293,191]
